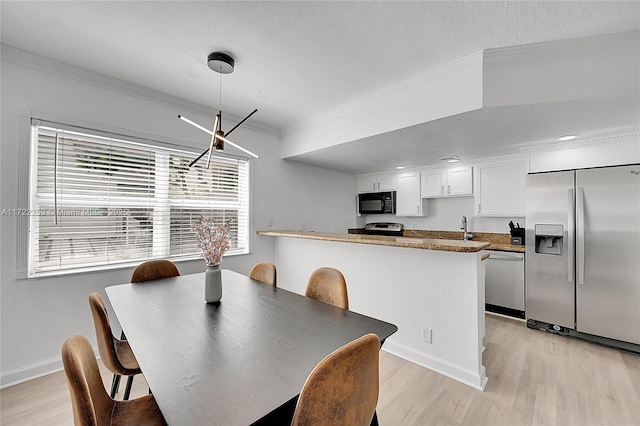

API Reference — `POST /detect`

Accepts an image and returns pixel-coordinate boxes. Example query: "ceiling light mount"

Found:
[439,156,461,163]
[207,52,234,74]
[555,134,580,142]
[178,51,259,162]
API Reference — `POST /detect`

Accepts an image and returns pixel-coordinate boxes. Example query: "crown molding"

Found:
[520,132,640,153]
[484,31,640,69]
[1,44,279,137]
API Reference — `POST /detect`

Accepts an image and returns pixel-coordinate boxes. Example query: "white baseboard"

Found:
[1,347,101,389]
[382,340,488,391]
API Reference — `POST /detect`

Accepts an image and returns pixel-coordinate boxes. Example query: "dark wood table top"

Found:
[106,269,398,425]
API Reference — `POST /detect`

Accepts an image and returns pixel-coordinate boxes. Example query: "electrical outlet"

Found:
[267,216,274,227]
[422,326,432,344]
[297,222,303,231]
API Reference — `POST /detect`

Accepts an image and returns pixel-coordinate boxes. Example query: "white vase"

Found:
[205,263,222,303]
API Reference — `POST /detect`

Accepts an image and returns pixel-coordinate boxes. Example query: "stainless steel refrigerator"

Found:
[525,164,640,349]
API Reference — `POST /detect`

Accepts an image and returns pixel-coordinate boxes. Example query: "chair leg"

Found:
[370,411,379,426]
[110,374,121,398]
[123,375,134,401]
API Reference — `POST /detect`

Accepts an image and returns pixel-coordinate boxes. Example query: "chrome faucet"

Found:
[461,215,473,241]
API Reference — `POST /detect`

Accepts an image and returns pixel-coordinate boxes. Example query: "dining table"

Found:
[105,269,398,425]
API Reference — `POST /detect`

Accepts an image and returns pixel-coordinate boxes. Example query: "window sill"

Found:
[23,251,249,280]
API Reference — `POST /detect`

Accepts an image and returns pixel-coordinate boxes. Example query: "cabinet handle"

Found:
[448,185,451,194]
[373,182,376,190]
[440,186,444,195]
[417,206,419,213]
[377,182,380,190]
[477,204,481,213]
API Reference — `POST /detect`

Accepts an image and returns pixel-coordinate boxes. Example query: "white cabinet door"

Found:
[396,172,426,216]
[358,176,378,193]
[421,166,472,198]
[421,170,446,198]
[357,174,397,193]
[377,174,396,191]
[475,159,525,216]
[446,166,473,196]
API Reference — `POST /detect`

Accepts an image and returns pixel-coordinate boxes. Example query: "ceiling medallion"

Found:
[178,51,259,165]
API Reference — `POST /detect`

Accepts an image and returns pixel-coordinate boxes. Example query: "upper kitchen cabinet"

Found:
[396,172,427,216]
[357,173,397,193]
[421,166,473,198]
[474,158,526,217]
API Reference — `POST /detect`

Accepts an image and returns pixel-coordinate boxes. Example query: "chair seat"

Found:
[292,333,380,426]
[115,339,141,373]
[249,262,277,286]
[111,394,167,426]
[305,267,349,310]
[63,334,166,426]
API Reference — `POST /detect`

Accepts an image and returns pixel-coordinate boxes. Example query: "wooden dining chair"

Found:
[88,292,141,401]
[131,259,180,283]
[62,334,166,426]
[305,267,349,309]
[249,262,277,286]
[108,260,178,397]
[291,333,380,426]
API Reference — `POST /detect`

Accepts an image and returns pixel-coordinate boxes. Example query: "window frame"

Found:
[26,119,252,278]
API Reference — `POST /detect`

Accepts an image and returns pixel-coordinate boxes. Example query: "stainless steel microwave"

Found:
[358,191,396,214]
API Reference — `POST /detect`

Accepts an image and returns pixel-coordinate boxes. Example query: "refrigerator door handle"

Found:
[568,189,574,284]
[576,187,585,285]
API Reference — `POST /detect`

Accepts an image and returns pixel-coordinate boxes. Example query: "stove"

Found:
[363,222,404,236]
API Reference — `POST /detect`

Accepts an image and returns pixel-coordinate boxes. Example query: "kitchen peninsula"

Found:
[257,230,490,390]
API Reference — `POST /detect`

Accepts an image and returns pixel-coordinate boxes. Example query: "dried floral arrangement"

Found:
[192,217,231,265]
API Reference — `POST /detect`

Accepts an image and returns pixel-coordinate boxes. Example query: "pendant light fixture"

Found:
[179,51,259,166]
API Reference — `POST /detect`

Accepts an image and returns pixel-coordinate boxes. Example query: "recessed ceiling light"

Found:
[395,166,406,170]
[439,156,460,163]
[555,134,580,142]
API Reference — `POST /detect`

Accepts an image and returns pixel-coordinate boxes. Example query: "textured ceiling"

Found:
[2,1,639,173]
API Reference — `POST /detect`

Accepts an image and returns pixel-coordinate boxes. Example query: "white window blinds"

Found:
[29,122,250,277]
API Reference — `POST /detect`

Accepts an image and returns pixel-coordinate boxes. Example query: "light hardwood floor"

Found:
[1,314,639,425]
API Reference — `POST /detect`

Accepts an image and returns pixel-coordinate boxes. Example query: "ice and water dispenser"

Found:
[534,224,563,255]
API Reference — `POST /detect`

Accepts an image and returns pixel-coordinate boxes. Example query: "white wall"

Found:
[281,52,483,159]
[365,196,523,234]
[273,237,488,390]
[0,50,357,386]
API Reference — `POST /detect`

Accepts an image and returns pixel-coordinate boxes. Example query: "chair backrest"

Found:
[291,333,380,426]
[62,334,115,426]
[131,260,180,283]
[249,262,277,286]
[88,292,129,375]
[305,267,349,309]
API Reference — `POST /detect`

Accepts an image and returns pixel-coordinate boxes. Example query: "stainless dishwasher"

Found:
[485,251,525,318]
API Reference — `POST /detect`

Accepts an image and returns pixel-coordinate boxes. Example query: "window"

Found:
[28,121,250,277]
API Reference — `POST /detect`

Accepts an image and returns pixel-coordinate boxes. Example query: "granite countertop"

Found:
[349,229,526,253]
[257,230,490,253]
